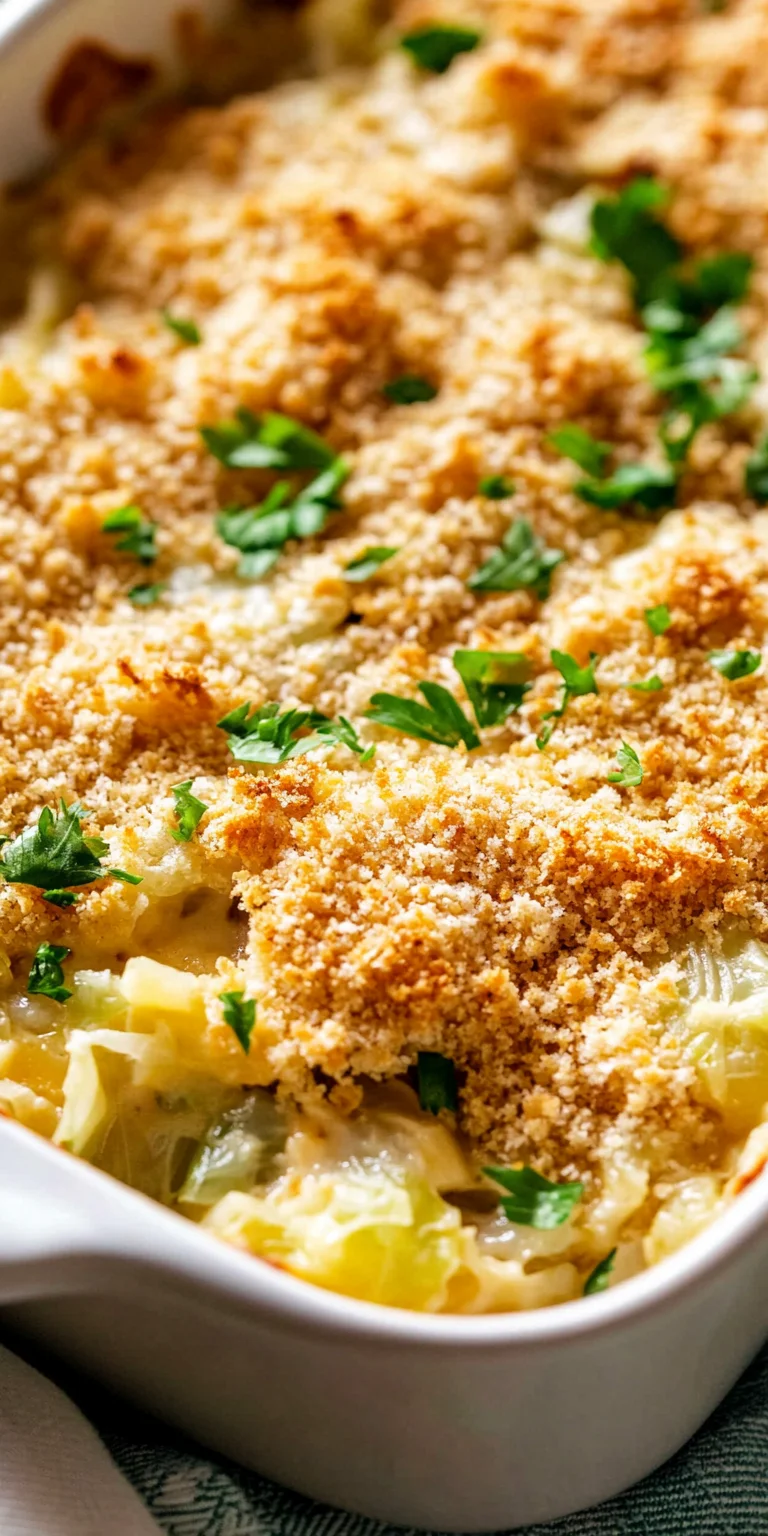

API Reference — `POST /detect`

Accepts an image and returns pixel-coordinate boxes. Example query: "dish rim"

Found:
[3,1114,768,1349]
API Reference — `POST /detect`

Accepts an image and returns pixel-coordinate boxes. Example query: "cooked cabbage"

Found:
[204,1165,471,1311]
[672,931,768,1131]
[179,1093,287,1206]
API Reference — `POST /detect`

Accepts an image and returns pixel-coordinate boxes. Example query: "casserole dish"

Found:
[1,0,768,1528]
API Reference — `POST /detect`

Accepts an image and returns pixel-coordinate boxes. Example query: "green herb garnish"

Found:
[627,674,663,693]
[201,409,337,473]
[219,991,256,1054]
[745,436,768,502]
[161,309,201,346]
[128,582,165,607]
[218,702,373,764]
[584,1249,617,1296]
[468,518,564,598]
[102,505,158,565]
[575,461,677,514]
[607,740,644,787]
[709,648,761,680]
[417,1052,458,1114]
[170,781,208,843]
[27,942,72,1004]
[548,424,612,478]
[217,459,349,577]
[590,178,681,306]
[400,23,482,73]
[382,375,438,405]
[644,604,671,635]
[537,650,599,749]
[483,1165,584,1229]
[452,649,531,728]
[0,802,141,905]
[344,547,399,581]
[478,474,515,500]
[365,683,480,750]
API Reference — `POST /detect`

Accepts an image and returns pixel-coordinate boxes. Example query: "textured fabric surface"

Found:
[14,1335,768,1536]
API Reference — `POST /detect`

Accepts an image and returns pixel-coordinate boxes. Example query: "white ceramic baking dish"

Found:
[1,1,767,1528]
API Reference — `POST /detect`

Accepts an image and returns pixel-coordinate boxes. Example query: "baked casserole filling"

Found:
[3,0,768,1310]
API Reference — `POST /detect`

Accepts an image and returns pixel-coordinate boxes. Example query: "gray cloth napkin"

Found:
[7,1333,767,1536]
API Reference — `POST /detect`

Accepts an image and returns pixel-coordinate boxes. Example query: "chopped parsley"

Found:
[217,460,349,578]
[219,991,256,1054]
[745,435,768,502]
[399,23,482,73]
[575,461,677,514]
[709,648,762,681]
[0,802,141,905]
[607,740,644,787]
[645,603,671,635]
[170,781,208,843]
[627,674,663,693]
[344,547,399,582]
[590,178,682,307]
[102,505,158,565]
[417,1052,458,1114]
[27,942,72,1005]
[468,518,565,598]
[382,375,438,405]
[201,409,337,473]
[537,650,599,749]
[218,702,373,765]
[584,1248,617,1296]
[161,309,201,346]
[365,683,480,751]
[483,1165,584,1230]
[452,649,531,728]
[478,474,515,500]
[548,424,612,478]
[128,582,165,607]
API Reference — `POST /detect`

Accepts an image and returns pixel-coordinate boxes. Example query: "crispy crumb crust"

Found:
[2,0,768,1186]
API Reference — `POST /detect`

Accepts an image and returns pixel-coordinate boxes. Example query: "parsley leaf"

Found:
[590,178,682,306]
[27,941,72,1004]
[548,424,612,478]
[109,869,143,886]
[102,505,158,565]
[468,518,565,598]
[537,650,599,749]
[483,1165,584,1229]
[607,740,644,787]
[0,802,141,903]
[400,23,482,73]
[201,409,337,473]
[478,474,515,500]
[365,683,480,750]
[417,1052,458,1114]
[584,1248,617,1296]
[645,604,671,635]
[344,547,399,581]
[128,582,165,607]
[383,375,438,405]
[709,648,762,680]
[170,781,208,843]
[452,648,531,728]
[627,674,663,693]
[161,309,201,346]
[745,435,768,502]
[218,702,372,764]
[217,459,349,577]
[219,990,256,1054]
[575,461,677,514]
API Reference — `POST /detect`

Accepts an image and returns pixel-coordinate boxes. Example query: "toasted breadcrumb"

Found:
[2,0,768,1188]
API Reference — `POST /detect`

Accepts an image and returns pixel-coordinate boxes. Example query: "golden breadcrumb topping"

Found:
[3,0,768,1190]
